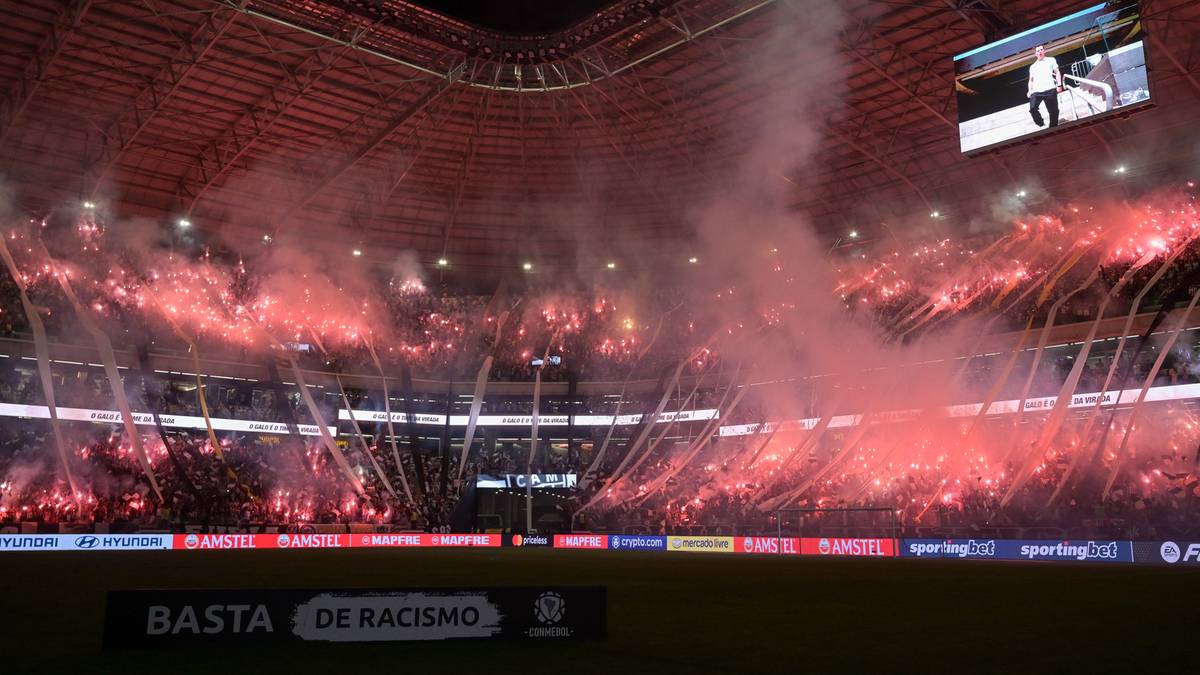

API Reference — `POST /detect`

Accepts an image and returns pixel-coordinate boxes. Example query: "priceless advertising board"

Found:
[608,535,667,551]
[666,536,735,553]
[1132,541,1200,565]
[104,587,606,648]
[507,534,553,547]
[802,537,896,557]
[902,539,1133,563]
[0,533,173,551]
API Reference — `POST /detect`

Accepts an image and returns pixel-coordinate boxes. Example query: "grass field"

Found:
[1,549,1195,674]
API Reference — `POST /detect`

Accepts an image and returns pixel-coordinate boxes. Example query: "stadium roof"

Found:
[1,0,1198,280]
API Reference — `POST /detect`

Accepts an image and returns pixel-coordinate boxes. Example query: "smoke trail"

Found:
[398,359,426,495]
[578,312,670,490]
[49,256,162,501]
[956,245,1095,450]
[456,308,511,481]
[336,372,397,498]
[149,296,249,497]
[608,359,713,495]
[134,343,202,502]
[1052,234,1200,501]
[523,331,559,531]
[629,369,747,510]
[1001,267,1101,467]
[0,236,81,506]
[1035,248,1166,507]
[760,409,870,512]
[264,358,313,470]
[365,338,413,504]
[305,327,395,498]
[279,352,365,496]
[578,330,722,514]
[1102,286,1200,497]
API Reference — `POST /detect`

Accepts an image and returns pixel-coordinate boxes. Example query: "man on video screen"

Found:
[1027,45,1063,128]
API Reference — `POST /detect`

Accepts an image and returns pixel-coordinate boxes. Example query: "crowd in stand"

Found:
[590,426,1200,541]
[3,205,1200,538]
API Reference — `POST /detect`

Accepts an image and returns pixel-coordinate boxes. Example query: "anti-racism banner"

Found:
[608,535,667,551]
[802,537,896,557]
[104,586,606,648]
[666,536,735,553]
[0,533,173,551]
[1132,541,1200,565]
[901,539,1133,563]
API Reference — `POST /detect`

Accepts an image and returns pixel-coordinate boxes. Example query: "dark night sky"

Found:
[413,0,616,34]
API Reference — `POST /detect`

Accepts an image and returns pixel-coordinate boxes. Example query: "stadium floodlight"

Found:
[930,211,941,218]
[522,262,533,271]
[1114,165,1127,175]
[849,230,858,239]
[606,262,616,269]
[82,201,96,210]
[1017,190,1027,198]
[688,256,698,264]
[437,258,448,267]
[177,219,191,228]
[262,234,272,243]
[352,249,363,257]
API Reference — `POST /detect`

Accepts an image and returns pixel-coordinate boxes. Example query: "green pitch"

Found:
[0,548,1193,674]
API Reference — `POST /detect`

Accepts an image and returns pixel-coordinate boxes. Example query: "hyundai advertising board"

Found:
[0,534,173,551]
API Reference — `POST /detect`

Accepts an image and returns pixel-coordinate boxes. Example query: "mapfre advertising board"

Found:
[104,587,606,648]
